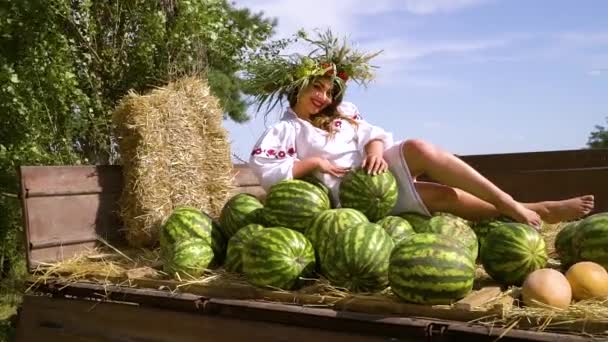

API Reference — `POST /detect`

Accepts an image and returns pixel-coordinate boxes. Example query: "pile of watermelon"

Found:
[159,169,608,306]
[159,206,226,278]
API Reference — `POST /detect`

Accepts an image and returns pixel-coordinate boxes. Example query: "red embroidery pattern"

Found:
[251,147,296,159]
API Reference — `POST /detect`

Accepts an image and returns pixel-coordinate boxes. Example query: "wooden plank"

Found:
[460,149,608,171]
[21,165,122,196]
[481,169,608,214]
[232,164,260,186]
[206,298,598,342]
[26,280,607,341]
[231,185,266,200]
[454,286,502,311]
[24,193,124,266]
[14,295,397,342]
[332,296,493,323]
[25,194,122,245]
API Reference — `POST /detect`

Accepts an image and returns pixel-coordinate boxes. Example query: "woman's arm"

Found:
[293,157,351,178]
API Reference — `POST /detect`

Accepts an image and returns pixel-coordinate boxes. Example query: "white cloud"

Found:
[397,0,491,15]
[369,37,511,65]
[234,0,491,38]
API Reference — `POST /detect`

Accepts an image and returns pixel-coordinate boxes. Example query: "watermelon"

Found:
[299,174,331,196]
[417,214,478,261]
[262,180,331,232]
[209,219,227,266]
[322,222,394,292]
[159,206,213,254]
[480,222,547,286]
[398,212,431,232]
[572,212,608,269]
[219,193,264,239]
[242,227,316,290]
[159,206,225,266]
[554,220,580,269]
[339,169,398,221]
[163,238,214,278]
[375,216,416,243]
[305,208,368,265]
[389,233,475,304]
[225,224,265,273]
[471,216,514,249]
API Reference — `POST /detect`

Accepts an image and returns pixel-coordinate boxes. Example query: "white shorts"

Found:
[383,141,431,216]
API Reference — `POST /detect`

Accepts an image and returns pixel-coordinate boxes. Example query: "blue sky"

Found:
[226,0,608,161]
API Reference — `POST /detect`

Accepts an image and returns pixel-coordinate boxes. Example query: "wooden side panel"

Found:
[460,149,608,171]
[20,165,122,196]
[471,168,608,213]
[232,164,260,186]
[17,149,608,268]
[26,194,122,246]
[15,296,392,342]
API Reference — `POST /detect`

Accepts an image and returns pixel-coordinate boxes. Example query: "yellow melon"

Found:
[566,261,608,300]
[521,268,571,309]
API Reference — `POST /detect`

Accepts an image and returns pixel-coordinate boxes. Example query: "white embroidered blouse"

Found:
[248,102,394,205]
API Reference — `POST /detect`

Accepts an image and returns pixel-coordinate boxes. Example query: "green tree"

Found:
[0,0,276,313]
[587,117,608,149]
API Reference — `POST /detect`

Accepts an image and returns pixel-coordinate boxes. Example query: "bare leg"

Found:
[415,181,499,221]
[403,139,536,227]
[416,181,595,223]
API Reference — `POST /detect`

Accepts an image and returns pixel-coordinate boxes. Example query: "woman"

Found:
[245,31,594,227]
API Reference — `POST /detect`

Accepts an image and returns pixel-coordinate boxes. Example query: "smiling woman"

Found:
[244,29,595,227]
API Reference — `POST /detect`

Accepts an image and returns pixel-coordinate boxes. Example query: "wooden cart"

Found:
[14,149,608,341]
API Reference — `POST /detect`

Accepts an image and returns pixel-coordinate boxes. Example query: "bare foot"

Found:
[526,195,595,224]
[497,199,542,229]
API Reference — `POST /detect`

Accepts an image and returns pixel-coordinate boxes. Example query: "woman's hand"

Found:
[363,139,388,175]
[362,153,388,175]
[318,158,351,177]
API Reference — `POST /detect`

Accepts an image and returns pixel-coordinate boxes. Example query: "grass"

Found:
[0,258,26,342]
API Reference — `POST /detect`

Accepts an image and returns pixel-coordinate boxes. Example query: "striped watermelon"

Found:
[572,212,608,269]
[417,214,478,261]
[376,216,415,243]
[160,206,213,255]
[389,233,475,304]
[299,174,330,196]
[262,180,331,233]
[480,223,547,286]
[322,222,394,292]
[242,227,316,290]
[219,193,264,239]
[471,216,514,249]
[159,206,225,266]
[163,238,214,278]
[398,212,431,232]
[339,169,398,221]
[225,224,265,273]
[554,220,580,269]
[209,219,227,266]
[305,208,368,265]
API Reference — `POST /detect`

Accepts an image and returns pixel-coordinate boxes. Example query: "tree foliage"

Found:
[587,117,608,149]
[0,0,276,277]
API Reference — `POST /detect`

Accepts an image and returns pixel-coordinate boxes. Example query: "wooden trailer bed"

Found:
[14,149,608,341]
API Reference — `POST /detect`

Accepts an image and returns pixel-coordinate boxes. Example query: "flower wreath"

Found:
[241,29,383,114]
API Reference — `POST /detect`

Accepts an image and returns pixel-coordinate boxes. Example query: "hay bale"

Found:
[113,77,233,247]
